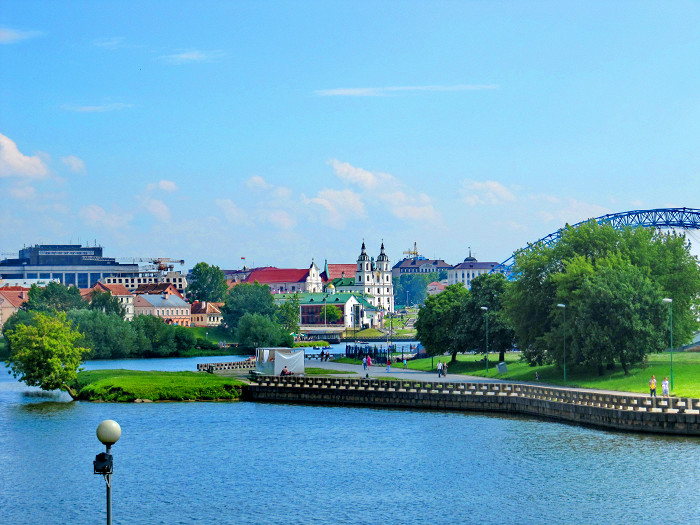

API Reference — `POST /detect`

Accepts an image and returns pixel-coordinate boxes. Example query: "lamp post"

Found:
[480,306,489,372]
[557,304,566,382]
[94,420,122,525]
[662,298,673,390]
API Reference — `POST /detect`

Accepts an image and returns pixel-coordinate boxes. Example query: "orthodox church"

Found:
[327,242,395,313]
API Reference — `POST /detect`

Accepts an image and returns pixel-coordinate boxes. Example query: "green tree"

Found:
[5,311,89,399]
[222,282,278,332]
[504,221,700,371]
[454,273,515,363]
[415,284,469,358]
[24,282,86,313]
[277,294,301,334]
[187,262,228,302]
[393,273,436,307]
[236,313,293,349]
[67,309,136,359]
[320,304,343,324]
[87,290,126,317]
[131,315,177,357]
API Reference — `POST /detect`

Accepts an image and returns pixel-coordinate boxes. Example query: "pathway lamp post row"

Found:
[94,420,122,525]
[480,306,489,373]
[662,297,673,390]
[557,303,566,382]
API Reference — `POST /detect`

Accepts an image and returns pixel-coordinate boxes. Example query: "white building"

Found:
[446,252,504,289]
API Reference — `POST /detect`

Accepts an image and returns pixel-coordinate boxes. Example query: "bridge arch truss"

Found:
[492,207,700,276]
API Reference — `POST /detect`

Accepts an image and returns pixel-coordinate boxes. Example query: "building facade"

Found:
[0,244,139,288]
[446,252,504,289]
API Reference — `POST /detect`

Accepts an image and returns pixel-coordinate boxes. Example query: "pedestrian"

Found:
[367,356,372,368]
[662,376,670,397]
[386,358,391,372]
[443,361,448,377]
[649,375,657,397]
[362,356,367,371]
[403,358,407,369]
[437,360,443,377]
[535,371,540,382]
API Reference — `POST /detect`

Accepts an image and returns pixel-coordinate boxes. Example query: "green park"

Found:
[2,221,700,402]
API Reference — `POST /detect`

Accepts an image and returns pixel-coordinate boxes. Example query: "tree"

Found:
[24,282,86,313]
[88,290,126,317]
[393,273,438,307]
[67,309,136,359]
[187,262,228,302]
[504,221,700,371]
[222,282,278,332]
[236,313,293,349]
[277,294,301,334]
[131,315,177,357]
[453,273,515,363]
[320,304,343,324]
[5,311,89,399]
[415,284,469,358]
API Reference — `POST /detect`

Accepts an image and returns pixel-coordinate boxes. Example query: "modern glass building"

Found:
[0,244,139,288]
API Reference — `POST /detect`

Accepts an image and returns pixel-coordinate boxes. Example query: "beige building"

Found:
[190,301,223,327]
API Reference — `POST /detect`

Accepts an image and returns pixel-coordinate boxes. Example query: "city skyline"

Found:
[2,2,700,269]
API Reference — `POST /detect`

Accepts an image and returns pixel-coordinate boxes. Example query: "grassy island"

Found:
[75,369,245,402]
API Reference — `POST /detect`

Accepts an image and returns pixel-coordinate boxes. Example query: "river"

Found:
[1,354,698,524]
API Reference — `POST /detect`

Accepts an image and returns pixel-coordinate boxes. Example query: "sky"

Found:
[2,1,700,271]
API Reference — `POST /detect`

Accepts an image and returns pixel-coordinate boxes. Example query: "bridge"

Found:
[491,207,700,276]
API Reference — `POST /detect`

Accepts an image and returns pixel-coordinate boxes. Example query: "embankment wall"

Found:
[243,376,700,436]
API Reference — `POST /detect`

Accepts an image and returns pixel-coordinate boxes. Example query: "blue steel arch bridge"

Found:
[491,207,700,277]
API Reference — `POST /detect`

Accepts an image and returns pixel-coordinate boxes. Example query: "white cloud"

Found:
[247,175,273,191]
[461,180,516,206]
[266,210,295,230]
[329,159,385,189]
[315,84,498,97]
[79,204,133,228]
[146,180,178,192]
[305,188,366,228]
[61,155,86,174]
[8,186,36,200]
[61,103,133,113]
[160,50,224,64]
[216,198,248,224]
[93,37,126,49]
[0,28,42,44]
[144,199,171,222]
[386,191,439,221]
[0,133,49,178]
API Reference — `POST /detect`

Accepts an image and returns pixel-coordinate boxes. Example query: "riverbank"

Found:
[245,375,700,436]
[75,369,245,402]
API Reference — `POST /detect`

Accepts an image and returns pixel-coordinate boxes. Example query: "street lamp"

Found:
[662,298,673,390]
[480,306,489,372]
[557,304,566,382]
[94,420,121,525]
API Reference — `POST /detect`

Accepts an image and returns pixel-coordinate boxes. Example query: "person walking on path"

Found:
[362,356,367,371]
[443,361,448,377]
[437,361,443,378]
[649,375,657,397]
[386,358,391,372]
[403,358,407,369]
[662,377,670,397]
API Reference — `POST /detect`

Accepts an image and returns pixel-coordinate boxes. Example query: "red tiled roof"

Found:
[243,268,310,284]
[92,282,133,296]
[0,290,28,308]
[0,286,31,291]
[191,301,223,315]
[323,264,356,281]
[133,283,184,298]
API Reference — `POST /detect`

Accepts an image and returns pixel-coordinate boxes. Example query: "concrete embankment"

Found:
[244,376,700,436]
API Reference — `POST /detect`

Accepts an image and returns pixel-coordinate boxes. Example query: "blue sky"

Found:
[2,1,700,270]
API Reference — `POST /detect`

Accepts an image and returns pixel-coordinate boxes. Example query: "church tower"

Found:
[356,241,373,287]
[354,241,394,313]
[376,242,394,312]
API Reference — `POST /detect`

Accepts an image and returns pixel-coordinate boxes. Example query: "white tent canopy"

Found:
[255,348,305,376]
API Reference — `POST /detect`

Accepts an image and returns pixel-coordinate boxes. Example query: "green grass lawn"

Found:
[75,369,245,402]
[188,326,236,343]
[404,352,700,398]
[304,367,356,375]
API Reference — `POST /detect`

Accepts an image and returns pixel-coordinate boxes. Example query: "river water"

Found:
[1,353,699,524]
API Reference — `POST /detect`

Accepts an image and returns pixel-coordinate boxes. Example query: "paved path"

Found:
[304,359,655,397]
[305,359,504,383]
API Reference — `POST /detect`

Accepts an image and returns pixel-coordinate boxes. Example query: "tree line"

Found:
[416,222,700,375]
